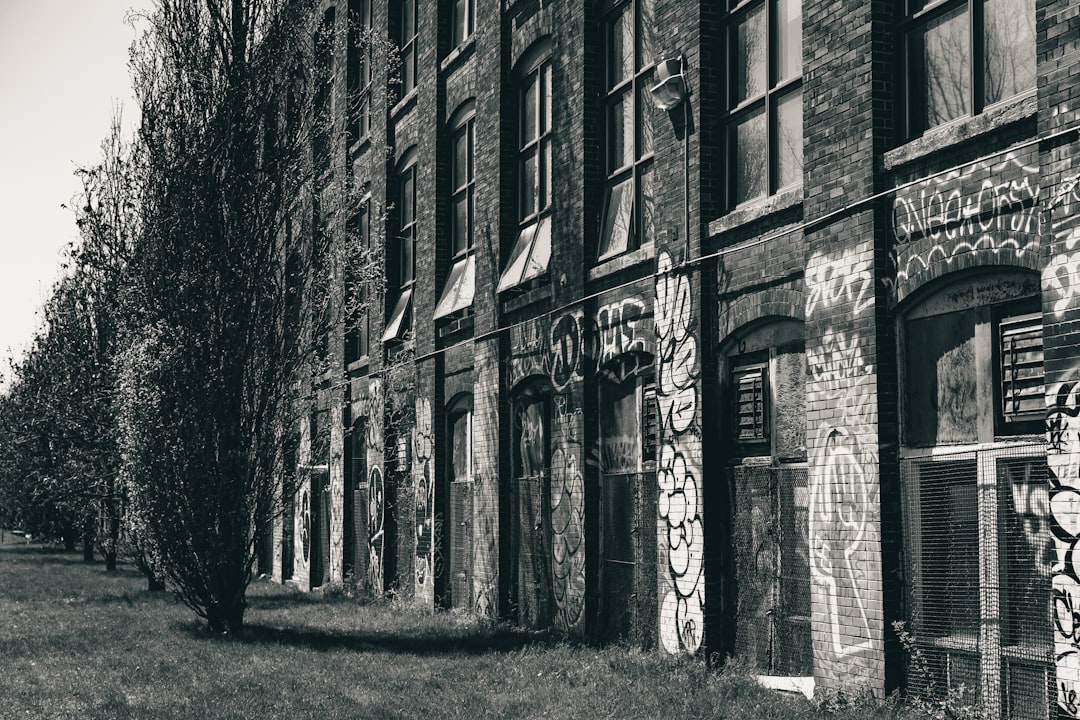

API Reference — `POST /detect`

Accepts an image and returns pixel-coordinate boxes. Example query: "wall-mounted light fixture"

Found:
[650,57,687,111]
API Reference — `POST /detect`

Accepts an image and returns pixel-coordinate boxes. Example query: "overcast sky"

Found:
[0,1,153,390]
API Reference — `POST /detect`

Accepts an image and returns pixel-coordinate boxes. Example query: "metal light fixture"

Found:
[650,57,687,111]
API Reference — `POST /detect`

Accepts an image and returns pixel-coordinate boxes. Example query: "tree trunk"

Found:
[63,531,76,552]
[82,534,94,562]
[206,599,246,636]
[147,575,165,592]
[105,505,119,572]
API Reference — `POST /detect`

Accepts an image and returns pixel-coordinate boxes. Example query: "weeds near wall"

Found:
[892,620,986,720]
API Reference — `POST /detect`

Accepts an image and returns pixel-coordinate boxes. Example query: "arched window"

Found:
[383,148,417,343]
[435,101,476,320]
[499,39,553,293]
[898,270,1050,711]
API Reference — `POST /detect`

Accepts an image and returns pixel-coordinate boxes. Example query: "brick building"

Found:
[268,0,1080,716]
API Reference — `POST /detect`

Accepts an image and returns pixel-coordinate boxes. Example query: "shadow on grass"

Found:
[179,620,552,656]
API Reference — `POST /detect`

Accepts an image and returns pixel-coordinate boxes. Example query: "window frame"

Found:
[345,192,372,364]
[722,0,803,208]
[900,0,1037,139]
[499,40,553,294]
[347,0,373,142]
[397,0,418,97]
[450,0,475,50]
[383,154,417,344]
[435,104,477,320]
[597,0,656,262]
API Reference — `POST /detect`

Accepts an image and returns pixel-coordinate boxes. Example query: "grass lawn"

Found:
[0,535,903,719]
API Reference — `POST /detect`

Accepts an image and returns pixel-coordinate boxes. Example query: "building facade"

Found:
[269,0,1080,716]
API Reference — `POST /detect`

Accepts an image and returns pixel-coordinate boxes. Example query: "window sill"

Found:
[346,357,370,375]
[348,135,372,161]
[501,282,551,314]
[589,244,654,281]
[391,88,418,122]
[884,91,1037,170]
[437,313,474,340]
[708,185,802,239]
[440,37,475,74]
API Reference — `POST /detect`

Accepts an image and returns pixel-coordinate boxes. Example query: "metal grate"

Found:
[734,366,768,443]
[449,480,473,611]
[1000,313,1044,423]
[901,445,1053,719]
[730,464,811,675]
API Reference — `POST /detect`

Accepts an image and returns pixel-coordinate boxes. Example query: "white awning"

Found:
[497,215,551,293]
[433,253,475,319]
[381,287,413,342]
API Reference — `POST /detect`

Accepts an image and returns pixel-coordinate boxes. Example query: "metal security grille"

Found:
[1000,313,1044,423]
[730,464,812,675]
[901,445,1053,720]
[449,480,473,611]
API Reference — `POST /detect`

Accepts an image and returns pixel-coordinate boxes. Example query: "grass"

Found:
[0,535,903,719]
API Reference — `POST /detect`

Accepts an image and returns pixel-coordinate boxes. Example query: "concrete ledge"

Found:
[755,675,815,701]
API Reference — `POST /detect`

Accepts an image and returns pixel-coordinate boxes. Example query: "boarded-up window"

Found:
[516,398,546,479]
[905,309,978,447]
[999,312,1044,423]
[600,378,641,474]
[733,363,768,443]
[641,381,658,463]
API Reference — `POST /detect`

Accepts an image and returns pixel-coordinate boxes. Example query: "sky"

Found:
[0,0,153,389]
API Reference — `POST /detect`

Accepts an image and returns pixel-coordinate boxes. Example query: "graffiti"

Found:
[600,434,639,474]
[364,378,384,596]
[431,512,444,585]
[808,428,876,663]
[655,248,704,655]
[300,487,311,564]
[368,465,384,595]
[806,249,874,317]
[1047,380,1080,714]
[894,234,1038,290]
[551,391,586,629]
[807,329,872,398]
[596,298,649,367]
[414,397,434,599]
[892,152,1039,243]
[550,311,585,391]
[507,317,549,389]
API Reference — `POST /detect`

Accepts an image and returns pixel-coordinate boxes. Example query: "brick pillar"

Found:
[413,364,436,608]
[804,233,886,693]
[655,245,706,655]
[364,377,385,596]
[1038,0,1080,713]
[472,337,501,616]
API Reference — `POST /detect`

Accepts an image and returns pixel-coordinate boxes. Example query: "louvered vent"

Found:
[1000,312,1044,423]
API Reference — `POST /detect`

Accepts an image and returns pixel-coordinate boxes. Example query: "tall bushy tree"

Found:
[118,0,352,634]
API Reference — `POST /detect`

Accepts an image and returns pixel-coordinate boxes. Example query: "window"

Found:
[347,0,373,141]
[733,363,768,443]
[397,0,418,97]
[902,278,1043,447]
[597,0,655,261]
[902,0,1036,138]
[345,195,371,364]
[724,0,802,206]
[435,106,476,319]
[450,0,474,49]
[499,42,553,293]
[445,397,474,610]
[383,158,416,342]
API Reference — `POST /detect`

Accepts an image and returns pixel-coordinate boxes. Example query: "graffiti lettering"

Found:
[892,152,1039,243]
[550,312,583,391]
[596,298,648,367]
[1048,381,1080,714]
[655,249,704,655]
[806,249,874,317]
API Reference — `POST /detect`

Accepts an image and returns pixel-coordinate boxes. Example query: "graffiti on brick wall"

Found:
[300,486,311,564]
[364,378,385,596]
[551,392,585,629]
[892,152,1039,243]
[413,396,434,600]
[655,248,704,655]
[550,310,592,392]
[805,246,878,678]
[806,249,874,317]
[1046,176,1080,318]
[508,317,549,390]
[891,152,1040,292]
[809,427,876,662]
[596,298,650,368]
[1047,379,1080,715]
